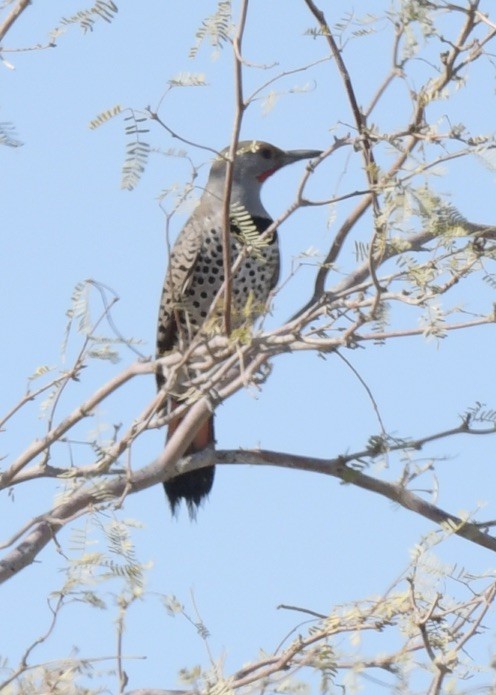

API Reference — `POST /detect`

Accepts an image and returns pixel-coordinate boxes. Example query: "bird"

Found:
[156,140,321,517]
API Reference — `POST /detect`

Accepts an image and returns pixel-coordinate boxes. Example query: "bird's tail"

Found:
[164,401,215,518]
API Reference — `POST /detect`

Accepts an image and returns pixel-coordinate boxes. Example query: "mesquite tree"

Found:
[2,1,496,693]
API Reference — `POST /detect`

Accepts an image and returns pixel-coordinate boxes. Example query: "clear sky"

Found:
[2,1,496,692]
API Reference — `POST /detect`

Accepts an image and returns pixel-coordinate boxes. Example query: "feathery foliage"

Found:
[59,0,118,33]
[4,1,496,693]
[168,72,208,88]
[88,104,122,130]
[121,110,151,191]
[189,0,232,58]
[0,121,22,148]
[230,202,272,250]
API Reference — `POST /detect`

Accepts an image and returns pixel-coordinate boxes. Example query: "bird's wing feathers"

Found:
[156,215,205,357]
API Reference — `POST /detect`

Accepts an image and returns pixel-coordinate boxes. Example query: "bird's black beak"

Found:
[282,149,322,165]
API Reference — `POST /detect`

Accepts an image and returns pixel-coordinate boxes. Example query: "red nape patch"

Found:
[257,167,278,182]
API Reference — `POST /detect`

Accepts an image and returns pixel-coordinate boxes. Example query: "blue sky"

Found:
[2,1,496,692]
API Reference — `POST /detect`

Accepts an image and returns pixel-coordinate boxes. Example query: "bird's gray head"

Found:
[205,140,321,213]
[210,140,321,184]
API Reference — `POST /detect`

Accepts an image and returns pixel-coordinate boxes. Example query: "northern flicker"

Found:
[157,140,321,516]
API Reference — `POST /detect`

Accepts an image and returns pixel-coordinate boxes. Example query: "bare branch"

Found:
[214,444,496,553]
[0,0,31,45]
[221,0,250,335]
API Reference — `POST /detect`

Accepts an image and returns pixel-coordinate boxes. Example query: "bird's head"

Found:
[209,140,322,187]
[204,140,321,214]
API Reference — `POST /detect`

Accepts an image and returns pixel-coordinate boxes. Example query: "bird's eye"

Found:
[260,147,272,159]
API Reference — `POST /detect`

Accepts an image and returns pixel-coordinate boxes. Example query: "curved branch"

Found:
[214,447,496,553]
[3,413,496,585]
[0,0,31,45]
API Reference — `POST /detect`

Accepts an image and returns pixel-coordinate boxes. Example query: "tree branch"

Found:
[0,0,32,45]
[213,445,496,553]
[221,0,249,334]
[4,413,496,585]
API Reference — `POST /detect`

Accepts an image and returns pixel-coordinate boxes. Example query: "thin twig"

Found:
[148,110,221,158]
